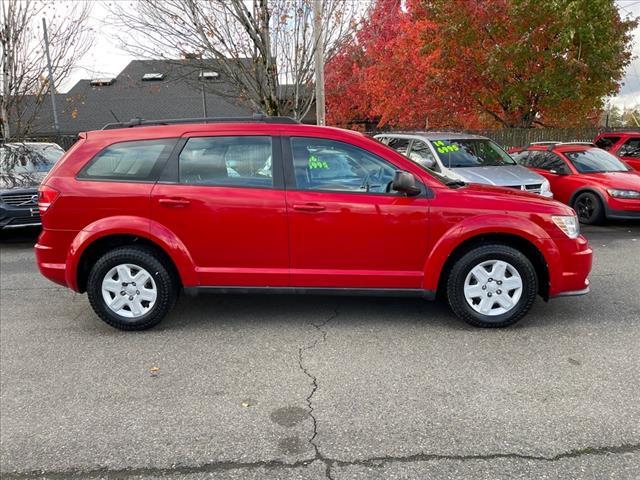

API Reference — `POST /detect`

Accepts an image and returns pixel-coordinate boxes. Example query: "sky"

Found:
[62,0,640,109]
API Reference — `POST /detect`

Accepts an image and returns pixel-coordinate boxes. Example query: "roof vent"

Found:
[90,78,115,86]
[199,71,220,80]
[142,73,165,81]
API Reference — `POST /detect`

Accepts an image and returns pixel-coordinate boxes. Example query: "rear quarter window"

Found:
[78,139,177,181]
[594,136,620,151]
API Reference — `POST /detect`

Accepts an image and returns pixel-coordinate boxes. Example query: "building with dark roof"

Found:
[14,59,313,138]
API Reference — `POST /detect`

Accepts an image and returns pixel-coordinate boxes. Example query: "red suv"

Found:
[594,131,640,171]
[512,143,640,224]
[36,117,592,330]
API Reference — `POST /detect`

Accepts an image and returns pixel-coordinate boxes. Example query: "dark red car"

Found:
[36,117,592,330]
[512,143,640,224]
[594,131,640,171]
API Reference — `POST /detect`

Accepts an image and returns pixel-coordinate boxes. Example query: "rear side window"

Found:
[528,151,570,173]
[618,138,640,158]
[179,136,272,188]
[595,136,620,151]
[79,139,176,181]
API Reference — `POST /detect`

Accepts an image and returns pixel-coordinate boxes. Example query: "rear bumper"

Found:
[35,229,78,288]
[548,235,593,298]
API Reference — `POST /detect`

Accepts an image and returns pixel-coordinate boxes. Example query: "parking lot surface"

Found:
[1,223,639,479]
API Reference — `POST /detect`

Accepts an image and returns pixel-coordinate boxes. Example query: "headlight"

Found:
[606,188,640,199]
[539,179,553,197]
[552,215,580,239]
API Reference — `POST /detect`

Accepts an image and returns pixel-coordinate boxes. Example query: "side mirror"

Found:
[392,171,421,196]
[549,169,567,175]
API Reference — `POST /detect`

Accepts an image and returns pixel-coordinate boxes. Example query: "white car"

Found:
[375,132,553,197]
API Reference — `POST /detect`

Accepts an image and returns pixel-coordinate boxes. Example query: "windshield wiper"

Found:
[445,180,467,188]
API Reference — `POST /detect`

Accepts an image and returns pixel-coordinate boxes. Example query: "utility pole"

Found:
[201,83,208,118]
[42,17,60,135]
[313,0,325,126]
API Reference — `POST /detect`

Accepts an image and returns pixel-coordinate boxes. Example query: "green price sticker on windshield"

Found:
[437,144,460,153]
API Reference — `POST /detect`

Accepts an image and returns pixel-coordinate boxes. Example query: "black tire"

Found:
[573,192,605,225]
[87,246,178,330]
[446,244,538,328]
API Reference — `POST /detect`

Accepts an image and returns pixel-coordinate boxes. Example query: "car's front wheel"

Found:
[573,192,605,225]
[87,246,178,330]
[446,244,538,328]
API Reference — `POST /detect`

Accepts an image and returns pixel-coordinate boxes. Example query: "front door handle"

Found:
[292,203,326,212]
[158,197,190,208]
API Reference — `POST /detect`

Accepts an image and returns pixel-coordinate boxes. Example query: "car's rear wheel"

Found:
[573,192,605,225]
[446,244,538,328]
[87,246,178,330]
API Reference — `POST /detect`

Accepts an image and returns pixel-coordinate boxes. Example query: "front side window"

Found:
[79,139,176,181]
[290,137,398,194]
[595,136,620,151]
[387,138,411,155]
[408,141,439,171]
[565,148,629,173]
[511,151,531,166]
[179,136,272,187]
[618,138,640,158]
[431,139,516,168]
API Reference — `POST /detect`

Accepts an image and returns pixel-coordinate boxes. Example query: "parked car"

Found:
[512,142,640,224]
[36,116,592,330]
[375,132,553,197]
[594,131,640,171]
[0,142,65,229]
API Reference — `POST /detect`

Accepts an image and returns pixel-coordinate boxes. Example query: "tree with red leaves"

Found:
[327,0,636,129]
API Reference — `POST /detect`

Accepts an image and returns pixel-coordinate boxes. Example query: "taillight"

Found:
[38,185,60,214]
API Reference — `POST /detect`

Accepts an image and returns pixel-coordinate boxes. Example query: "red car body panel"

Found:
[36,122,592,300]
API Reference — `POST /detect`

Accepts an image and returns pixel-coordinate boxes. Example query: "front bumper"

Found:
[548,235,593,298]
[605,197,640,220]
[0,205,41,229]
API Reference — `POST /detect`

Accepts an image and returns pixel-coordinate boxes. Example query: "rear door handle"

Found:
[292,203,326,212]
[158,197,190,208]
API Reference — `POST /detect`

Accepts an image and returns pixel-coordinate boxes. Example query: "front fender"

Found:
[422,214,560,291]
[65,215,197,291]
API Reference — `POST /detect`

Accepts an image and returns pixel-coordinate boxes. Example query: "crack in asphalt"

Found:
[297,309,340,480]
[3,443,638,479]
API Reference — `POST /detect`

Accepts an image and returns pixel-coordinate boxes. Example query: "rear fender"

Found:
[65,216,197,291]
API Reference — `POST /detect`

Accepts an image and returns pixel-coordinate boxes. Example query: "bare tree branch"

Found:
[108,0,366,121]
[1,0,93,140]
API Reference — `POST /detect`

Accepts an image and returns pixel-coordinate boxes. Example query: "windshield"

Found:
[564,149,629,173]
[431,139,516,168]
[0,144,64,173]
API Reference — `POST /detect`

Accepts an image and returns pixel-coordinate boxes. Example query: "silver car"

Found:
[375,132,553,197]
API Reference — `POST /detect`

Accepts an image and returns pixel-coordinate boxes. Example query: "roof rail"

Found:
[101,114,299,130]
[526,141,596,151]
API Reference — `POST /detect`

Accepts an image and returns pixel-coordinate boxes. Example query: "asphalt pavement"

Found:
[0,223,639,479]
